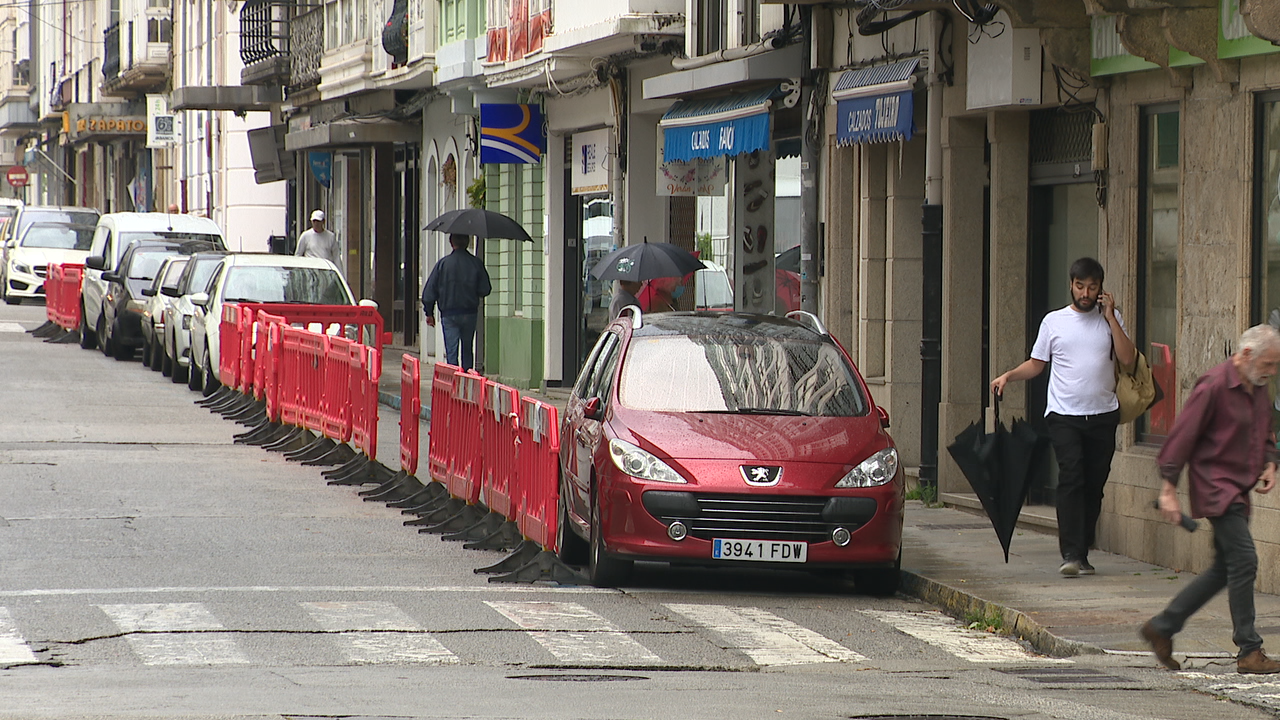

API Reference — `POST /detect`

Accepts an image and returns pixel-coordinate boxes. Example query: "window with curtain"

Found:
[1137,106,1180,442]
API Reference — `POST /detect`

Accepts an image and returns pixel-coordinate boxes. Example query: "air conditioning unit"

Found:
[966,11,1042,110]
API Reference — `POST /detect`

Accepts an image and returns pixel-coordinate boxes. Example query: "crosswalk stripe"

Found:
[0,323,26,333]
[97,603,249,666]
[0,607,37,665]
[665,603,865,666]
[861,609,1071,664]
[300,601,458,665]
[485,600,662,665]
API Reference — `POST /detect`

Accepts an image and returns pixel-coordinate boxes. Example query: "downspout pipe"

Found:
[919,9,945,500]
[799,7,821,314]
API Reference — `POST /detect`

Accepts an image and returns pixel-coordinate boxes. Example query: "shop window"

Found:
[1253,93,1280,335]
[1137,106,1179,442]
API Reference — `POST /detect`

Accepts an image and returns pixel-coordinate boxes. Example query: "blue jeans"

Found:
[440,312,478,370]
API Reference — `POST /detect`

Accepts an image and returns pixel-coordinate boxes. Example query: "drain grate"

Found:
[916,523,991,531]
[508,673,648,682]
[997,667,1131,684]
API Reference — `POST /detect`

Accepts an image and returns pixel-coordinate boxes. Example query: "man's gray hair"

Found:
[1239,324,1280,354]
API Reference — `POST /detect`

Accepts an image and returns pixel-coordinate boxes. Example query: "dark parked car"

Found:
[556,310,904,593]
[95,240,219,360]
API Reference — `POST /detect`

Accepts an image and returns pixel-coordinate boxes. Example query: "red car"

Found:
[556,310,904,594]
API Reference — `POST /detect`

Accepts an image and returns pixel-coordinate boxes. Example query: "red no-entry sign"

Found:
[6,166,28,187]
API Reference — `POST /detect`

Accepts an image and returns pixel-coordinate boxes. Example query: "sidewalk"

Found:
[373,344,1280,664]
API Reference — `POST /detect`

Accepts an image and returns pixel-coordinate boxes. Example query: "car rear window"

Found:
[222,266,351,305]
[618,334,869,417]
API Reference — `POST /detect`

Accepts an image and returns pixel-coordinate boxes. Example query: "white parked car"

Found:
[1,221,97,304]
[140,255,190,372]
[160,251,228,385]
[188,254,358,395]
[80,212,226,351]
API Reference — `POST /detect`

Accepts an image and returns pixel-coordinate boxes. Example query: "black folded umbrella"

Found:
[946,397,1046,562]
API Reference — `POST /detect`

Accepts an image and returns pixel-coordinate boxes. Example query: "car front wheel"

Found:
[78,305,96,349]
[187,352,203,392]
[854,549,901,597]
[587,491,631,588]
[555,478,589,566]
[201,358,220,397]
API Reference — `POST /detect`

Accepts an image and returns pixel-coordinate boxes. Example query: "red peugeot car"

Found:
[556,309,904,594]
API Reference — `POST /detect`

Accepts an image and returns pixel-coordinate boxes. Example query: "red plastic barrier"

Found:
[428,363,460,482]
[320,335,354,442]
[45,263,84,331]
[480,382,521,521]
[350,344,380,461]
[400,355,422,475]
[447,371,487,504]
[218,303,244,392]
[258,312,287,422]
[514,398,560,552]
[236,302,385,354]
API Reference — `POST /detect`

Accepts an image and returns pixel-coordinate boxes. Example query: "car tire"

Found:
[112,326,133,361]
[97,314,111,357]
[201,358,220,397]
[150,337,163,371]
[555,482,589,566]
[587,492,631,588]
[78,306,96,349]
[172,354,189,384]
[3,292,18,305]
[187,352,204,391]
[854,550,901,597]
[161,345,173,377]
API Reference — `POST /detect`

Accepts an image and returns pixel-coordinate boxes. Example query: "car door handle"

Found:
[575,430,590,444]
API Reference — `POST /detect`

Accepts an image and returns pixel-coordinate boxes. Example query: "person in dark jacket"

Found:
[422,234,492,370]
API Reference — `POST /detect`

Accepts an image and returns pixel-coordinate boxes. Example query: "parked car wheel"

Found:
[556,482,588,566]
[187,352,203,391]
[854,550,901,597]
[97,314,111,357]
[160,340,173,376]
[78,306,96,350]
[587,492,631,587]
[111,325,133,361]
[172,353,189,384]
[3,292,18,305]
[201,359,220,397]
[149,336,164,371]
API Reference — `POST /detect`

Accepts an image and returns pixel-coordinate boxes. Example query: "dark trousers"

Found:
[1149,504,1262,658]
[440,312,478,370]
[1046,410,1119,562]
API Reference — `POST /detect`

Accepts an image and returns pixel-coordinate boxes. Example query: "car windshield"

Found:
[221,266,350,305]
[21,223,95,250]
[121,231,223,248]
[20,211,98,235]
[618,334,868,417]
[128,251,176,281]
[695,270,733,309]
[0,205,19,221]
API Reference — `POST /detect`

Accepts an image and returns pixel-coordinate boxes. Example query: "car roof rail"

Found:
[786,310,829,336]
[618,304,643,329]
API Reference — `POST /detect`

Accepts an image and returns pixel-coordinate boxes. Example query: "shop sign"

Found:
[572,129,609,196]
[146,94,177,148]
[75,117,147,136]
[309,152,332,188]
[835,90,914,147]
[480,104,545,164]
[656,129,725,197]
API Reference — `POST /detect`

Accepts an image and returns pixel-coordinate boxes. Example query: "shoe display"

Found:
[1139,621,1181,671]
[1059,559,1082,577]
[1239,649,1280,674]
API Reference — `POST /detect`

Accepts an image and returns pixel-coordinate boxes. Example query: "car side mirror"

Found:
[141,287,156,297]
[584,396,604,421]
[189,292,210,308]
[85,256,105,270]
[876,406,890,429]
[160,286,179,298]
[358,299,378,309]
[102,272,120,283]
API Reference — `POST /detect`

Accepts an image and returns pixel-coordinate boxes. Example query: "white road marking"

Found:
[300,601,457,665]
[861,609,1071,664]
[486,600,662,665]
[0,607,38,665]
[665,603,865,666]
[97,603,249,666]
[0,585,614,598]
[0,323,26,333]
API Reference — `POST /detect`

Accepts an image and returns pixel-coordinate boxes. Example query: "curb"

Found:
[377,391,431,420]
[899,569,1104,659]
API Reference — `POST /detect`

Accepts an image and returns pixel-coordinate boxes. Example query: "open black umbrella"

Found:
[424,208,532,242]
[590,239,705,283]
[946,396,1046,562]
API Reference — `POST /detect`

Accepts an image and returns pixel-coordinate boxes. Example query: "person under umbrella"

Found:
[421,233,491,371]
[593,239,705,321]
[424,208,532,242]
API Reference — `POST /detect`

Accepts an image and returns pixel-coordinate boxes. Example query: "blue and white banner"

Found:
[835,90,914,147]
[308,151,332,188]
[659,86,776,162]
[480,104,545,164]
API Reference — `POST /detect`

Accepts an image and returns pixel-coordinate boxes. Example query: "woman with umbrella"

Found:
[592,239,705,320]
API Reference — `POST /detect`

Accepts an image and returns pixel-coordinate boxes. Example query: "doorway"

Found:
[393,143,421,346]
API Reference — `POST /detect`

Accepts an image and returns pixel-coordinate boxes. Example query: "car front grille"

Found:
[644,493,834,543]
[34,265,47,279]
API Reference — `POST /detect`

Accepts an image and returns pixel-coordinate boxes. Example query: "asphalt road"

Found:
[0,302,1268,720]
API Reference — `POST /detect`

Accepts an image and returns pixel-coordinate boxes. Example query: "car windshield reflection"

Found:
[21,223,96,250]
[221,266,350,305]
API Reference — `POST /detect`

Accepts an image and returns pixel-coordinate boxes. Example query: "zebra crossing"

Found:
[0,599,1067,670]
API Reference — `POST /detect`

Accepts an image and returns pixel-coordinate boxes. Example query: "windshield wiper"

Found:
[708,408,813,416]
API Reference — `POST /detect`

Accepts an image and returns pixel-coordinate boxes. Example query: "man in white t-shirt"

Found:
[991,257,1136,577]
[295,209,342,273]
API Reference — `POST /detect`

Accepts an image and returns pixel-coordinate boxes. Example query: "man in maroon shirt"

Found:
[1140,324,1280,674]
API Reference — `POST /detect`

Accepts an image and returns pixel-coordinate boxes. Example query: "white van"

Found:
[81,213,226,349]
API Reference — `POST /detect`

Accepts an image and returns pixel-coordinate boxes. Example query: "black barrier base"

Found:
[323,454,368,480]
[45,329,79,344]
[474,540,541,574]
[462,519,523,552]
[28,320,54,335]
[285,436,335,463]
[303,442,355,467]
[404,498,463,526]
[361,472,422,503]
[387,481,448,509]
[264,427,311,453]
[235,421,285,445]
[226,399,267,424]
[417,504,486,535]
[488,550,587,586]
[327,459,395,486]
[196,386,235,408]
[400,491,454,516]
[210,392,252,415]
[443,511,507,543]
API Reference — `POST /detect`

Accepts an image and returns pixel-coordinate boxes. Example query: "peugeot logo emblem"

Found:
[740,465,782,486]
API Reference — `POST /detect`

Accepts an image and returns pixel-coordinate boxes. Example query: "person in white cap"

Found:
[295,209,342,272]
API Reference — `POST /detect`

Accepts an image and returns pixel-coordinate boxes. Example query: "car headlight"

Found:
[13,262,31,275]
[835,447,899,488]
[608,439,687,484]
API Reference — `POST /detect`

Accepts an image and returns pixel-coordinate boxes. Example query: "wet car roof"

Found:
[631,312,826,342]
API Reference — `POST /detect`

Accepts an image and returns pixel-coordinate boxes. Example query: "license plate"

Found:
[712,538,808,563]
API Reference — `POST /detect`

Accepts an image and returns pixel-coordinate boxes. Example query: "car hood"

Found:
[12,247,89,267]
[616,410,889,465]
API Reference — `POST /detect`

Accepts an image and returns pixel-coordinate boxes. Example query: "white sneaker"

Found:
[1059,560,1082,577]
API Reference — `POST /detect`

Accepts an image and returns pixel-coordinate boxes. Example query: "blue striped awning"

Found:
[832,58,919,147]
[832,58,919,97]
[660,85,777,162]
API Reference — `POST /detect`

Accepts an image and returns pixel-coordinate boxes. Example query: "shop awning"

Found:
[833,58,918,147]
[659,85,776,162]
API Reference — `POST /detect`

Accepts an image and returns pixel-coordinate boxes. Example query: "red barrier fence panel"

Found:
[219,303,243,392]
[45,263,60,326]
[320,335,354,442]
[240,303,385,354]
[258,313,286,422]
[428,363,459,482]
[45,263,84,330]
[515,398,560,552]
[480,383,521,521]
[447,371,487,504]
[297,332,328,434]
[350,344,380,461]
[236,304,257,394]
[279,325,307,428]
[400,355,421,476]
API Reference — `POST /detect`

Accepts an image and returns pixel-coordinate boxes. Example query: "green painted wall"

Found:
[441,0,485,45]
[486,316,544,389]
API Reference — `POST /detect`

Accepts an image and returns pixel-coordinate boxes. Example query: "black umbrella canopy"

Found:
[424,208,532,242]
[590,240,705,283]
[945,398,1046,562]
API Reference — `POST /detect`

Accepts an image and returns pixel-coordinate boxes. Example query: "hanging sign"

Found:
[309,151,332,188]
[146,94,177,148]
[572,128,609,196]
[656,129,726,197]
[480,104,545,164]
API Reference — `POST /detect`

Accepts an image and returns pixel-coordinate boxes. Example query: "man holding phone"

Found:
[990,257,1136,577]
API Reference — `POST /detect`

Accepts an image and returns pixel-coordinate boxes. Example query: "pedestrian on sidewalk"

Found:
[990,257,1135,577]
[609,279,643,321]
[421,233,491,371]
[295,210,343,273]
[1140,324,1280,675]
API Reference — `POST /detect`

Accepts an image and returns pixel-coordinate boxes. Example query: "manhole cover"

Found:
[508,673,648,682]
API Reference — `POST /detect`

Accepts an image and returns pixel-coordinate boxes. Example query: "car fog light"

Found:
[667,521,688,541]
[832,527,851,547]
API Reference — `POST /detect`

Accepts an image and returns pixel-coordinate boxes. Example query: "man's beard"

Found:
[1073,295,1096,312]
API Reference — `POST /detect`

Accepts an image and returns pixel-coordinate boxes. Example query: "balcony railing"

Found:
[240,0,291,66]
[289,4,324,94]
[103,22,121,82]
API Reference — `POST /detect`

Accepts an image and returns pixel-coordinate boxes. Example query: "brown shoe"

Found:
[1139,621,1180,671]
[1239,649,1280,674]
